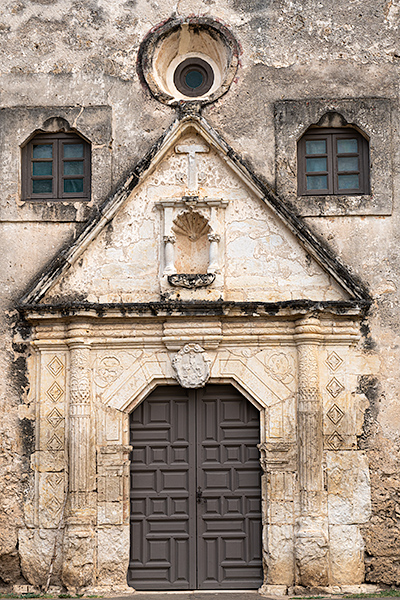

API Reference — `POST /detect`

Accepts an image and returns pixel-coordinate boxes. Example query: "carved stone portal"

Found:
[172,343,211,388]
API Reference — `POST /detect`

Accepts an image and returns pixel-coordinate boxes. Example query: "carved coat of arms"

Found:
[172,344,211,388]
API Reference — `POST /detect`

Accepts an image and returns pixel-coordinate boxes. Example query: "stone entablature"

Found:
[19,306,374,594]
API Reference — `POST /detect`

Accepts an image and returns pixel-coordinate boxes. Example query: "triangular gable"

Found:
[20,115,371,308]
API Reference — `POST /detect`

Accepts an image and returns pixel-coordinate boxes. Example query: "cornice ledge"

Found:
[19,299,371,322]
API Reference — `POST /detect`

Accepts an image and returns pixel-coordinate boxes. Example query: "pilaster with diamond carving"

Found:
[32,351,67,529]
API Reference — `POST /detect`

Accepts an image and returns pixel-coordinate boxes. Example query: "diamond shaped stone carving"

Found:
[325,351,343,372]
[46,408,63,429]
[47,356,64,377]
[46,473,64,489]
[326,377,344,398]
[46,381,64,403]
[327,403,344,425]
[46,496,61,514]
[47,434,63,451]
[327,431,344,450]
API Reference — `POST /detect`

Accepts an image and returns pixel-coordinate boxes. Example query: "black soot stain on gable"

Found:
[10,356,30,402]
[20,418,35,458]
[360,318,377,351]
[357,375,382,448]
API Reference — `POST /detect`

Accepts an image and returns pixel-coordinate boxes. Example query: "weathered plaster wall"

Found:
[43,132,345,305]
[0,0,400,589]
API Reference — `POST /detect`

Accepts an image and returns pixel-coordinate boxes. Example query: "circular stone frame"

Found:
[137,16,240,106]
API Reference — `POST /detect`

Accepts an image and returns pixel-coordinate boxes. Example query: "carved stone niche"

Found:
[173,210,210,274]
[155,196,227,296]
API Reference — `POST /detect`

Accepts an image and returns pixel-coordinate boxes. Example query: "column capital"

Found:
[163,234,176,244]
[208,232,221,243]
[294,315,322,343]
[66,322,93,347]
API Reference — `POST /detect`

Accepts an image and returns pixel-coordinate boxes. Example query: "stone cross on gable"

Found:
[175,142,209,192]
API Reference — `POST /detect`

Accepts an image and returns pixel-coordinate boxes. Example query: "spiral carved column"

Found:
[294,316,329,587]
[62,331,96,591]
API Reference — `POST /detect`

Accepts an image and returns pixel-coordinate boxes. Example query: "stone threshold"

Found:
[11,584,384,598]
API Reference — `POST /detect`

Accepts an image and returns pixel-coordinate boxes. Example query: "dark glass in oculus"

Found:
[174,57,214,98]
[185,70,204,89]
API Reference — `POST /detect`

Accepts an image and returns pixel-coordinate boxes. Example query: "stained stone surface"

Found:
[0,0,399,593]
[42,128,347,305]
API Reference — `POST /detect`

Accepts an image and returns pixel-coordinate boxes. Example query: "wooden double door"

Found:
[128,384,263,590]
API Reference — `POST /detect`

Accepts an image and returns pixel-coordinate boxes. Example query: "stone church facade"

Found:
[0,0,399,594]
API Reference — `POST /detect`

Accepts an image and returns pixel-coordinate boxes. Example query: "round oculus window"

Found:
[173,57,214,98]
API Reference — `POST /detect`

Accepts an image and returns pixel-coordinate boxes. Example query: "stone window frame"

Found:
[21,131,91,202]
[0,106,112,223]
[275,98,393,216]
[297,127,370,196]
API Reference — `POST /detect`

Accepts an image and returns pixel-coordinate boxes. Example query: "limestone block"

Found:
[321,347,357,451]
[340,585,382,594]
[97,502,123,525]
[267,500,294,525]
[62,528,95,591]
[326,451,371,524]
[13,586,41,594]
[97,467,123,503]
[295,532,329,587]
[330,524,365,584]
[266,471,296,526]
[38,472,66,528]
[18,528,61,587]
[259,584,288,595]
[30,450,65,472]
[266,524,294,585]
[97,526,130,587]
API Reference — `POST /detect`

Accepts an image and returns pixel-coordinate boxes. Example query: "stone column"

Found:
[208,232,220,273]
[62,327,96,592]
[163,234,176,275]
[294,316,329,587]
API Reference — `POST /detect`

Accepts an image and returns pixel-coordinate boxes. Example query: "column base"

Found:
[288,584,382,596]
[79,585,136,595]
[295,518,329,587]
[259,584,288,596]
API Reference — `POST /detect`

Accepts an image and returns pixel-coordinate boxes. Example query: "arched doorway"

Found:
[128,384,263,590]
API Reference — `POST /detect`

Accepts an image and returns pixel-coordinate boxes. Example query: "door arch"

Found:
[128,384,263,590]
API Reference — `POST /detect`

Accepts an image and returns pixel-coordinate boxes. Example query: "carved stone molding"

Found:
[172,343,211,388]
[168,273,215,288]
[258,441,296,472]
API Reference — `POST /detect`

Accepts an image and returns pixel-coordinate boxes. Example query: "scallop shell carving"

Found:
[172,210,210,241]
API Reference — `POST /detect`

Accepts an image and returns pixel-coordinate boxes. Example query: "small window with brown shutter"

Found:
[22,132,91,201]
[297,128,369,196]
